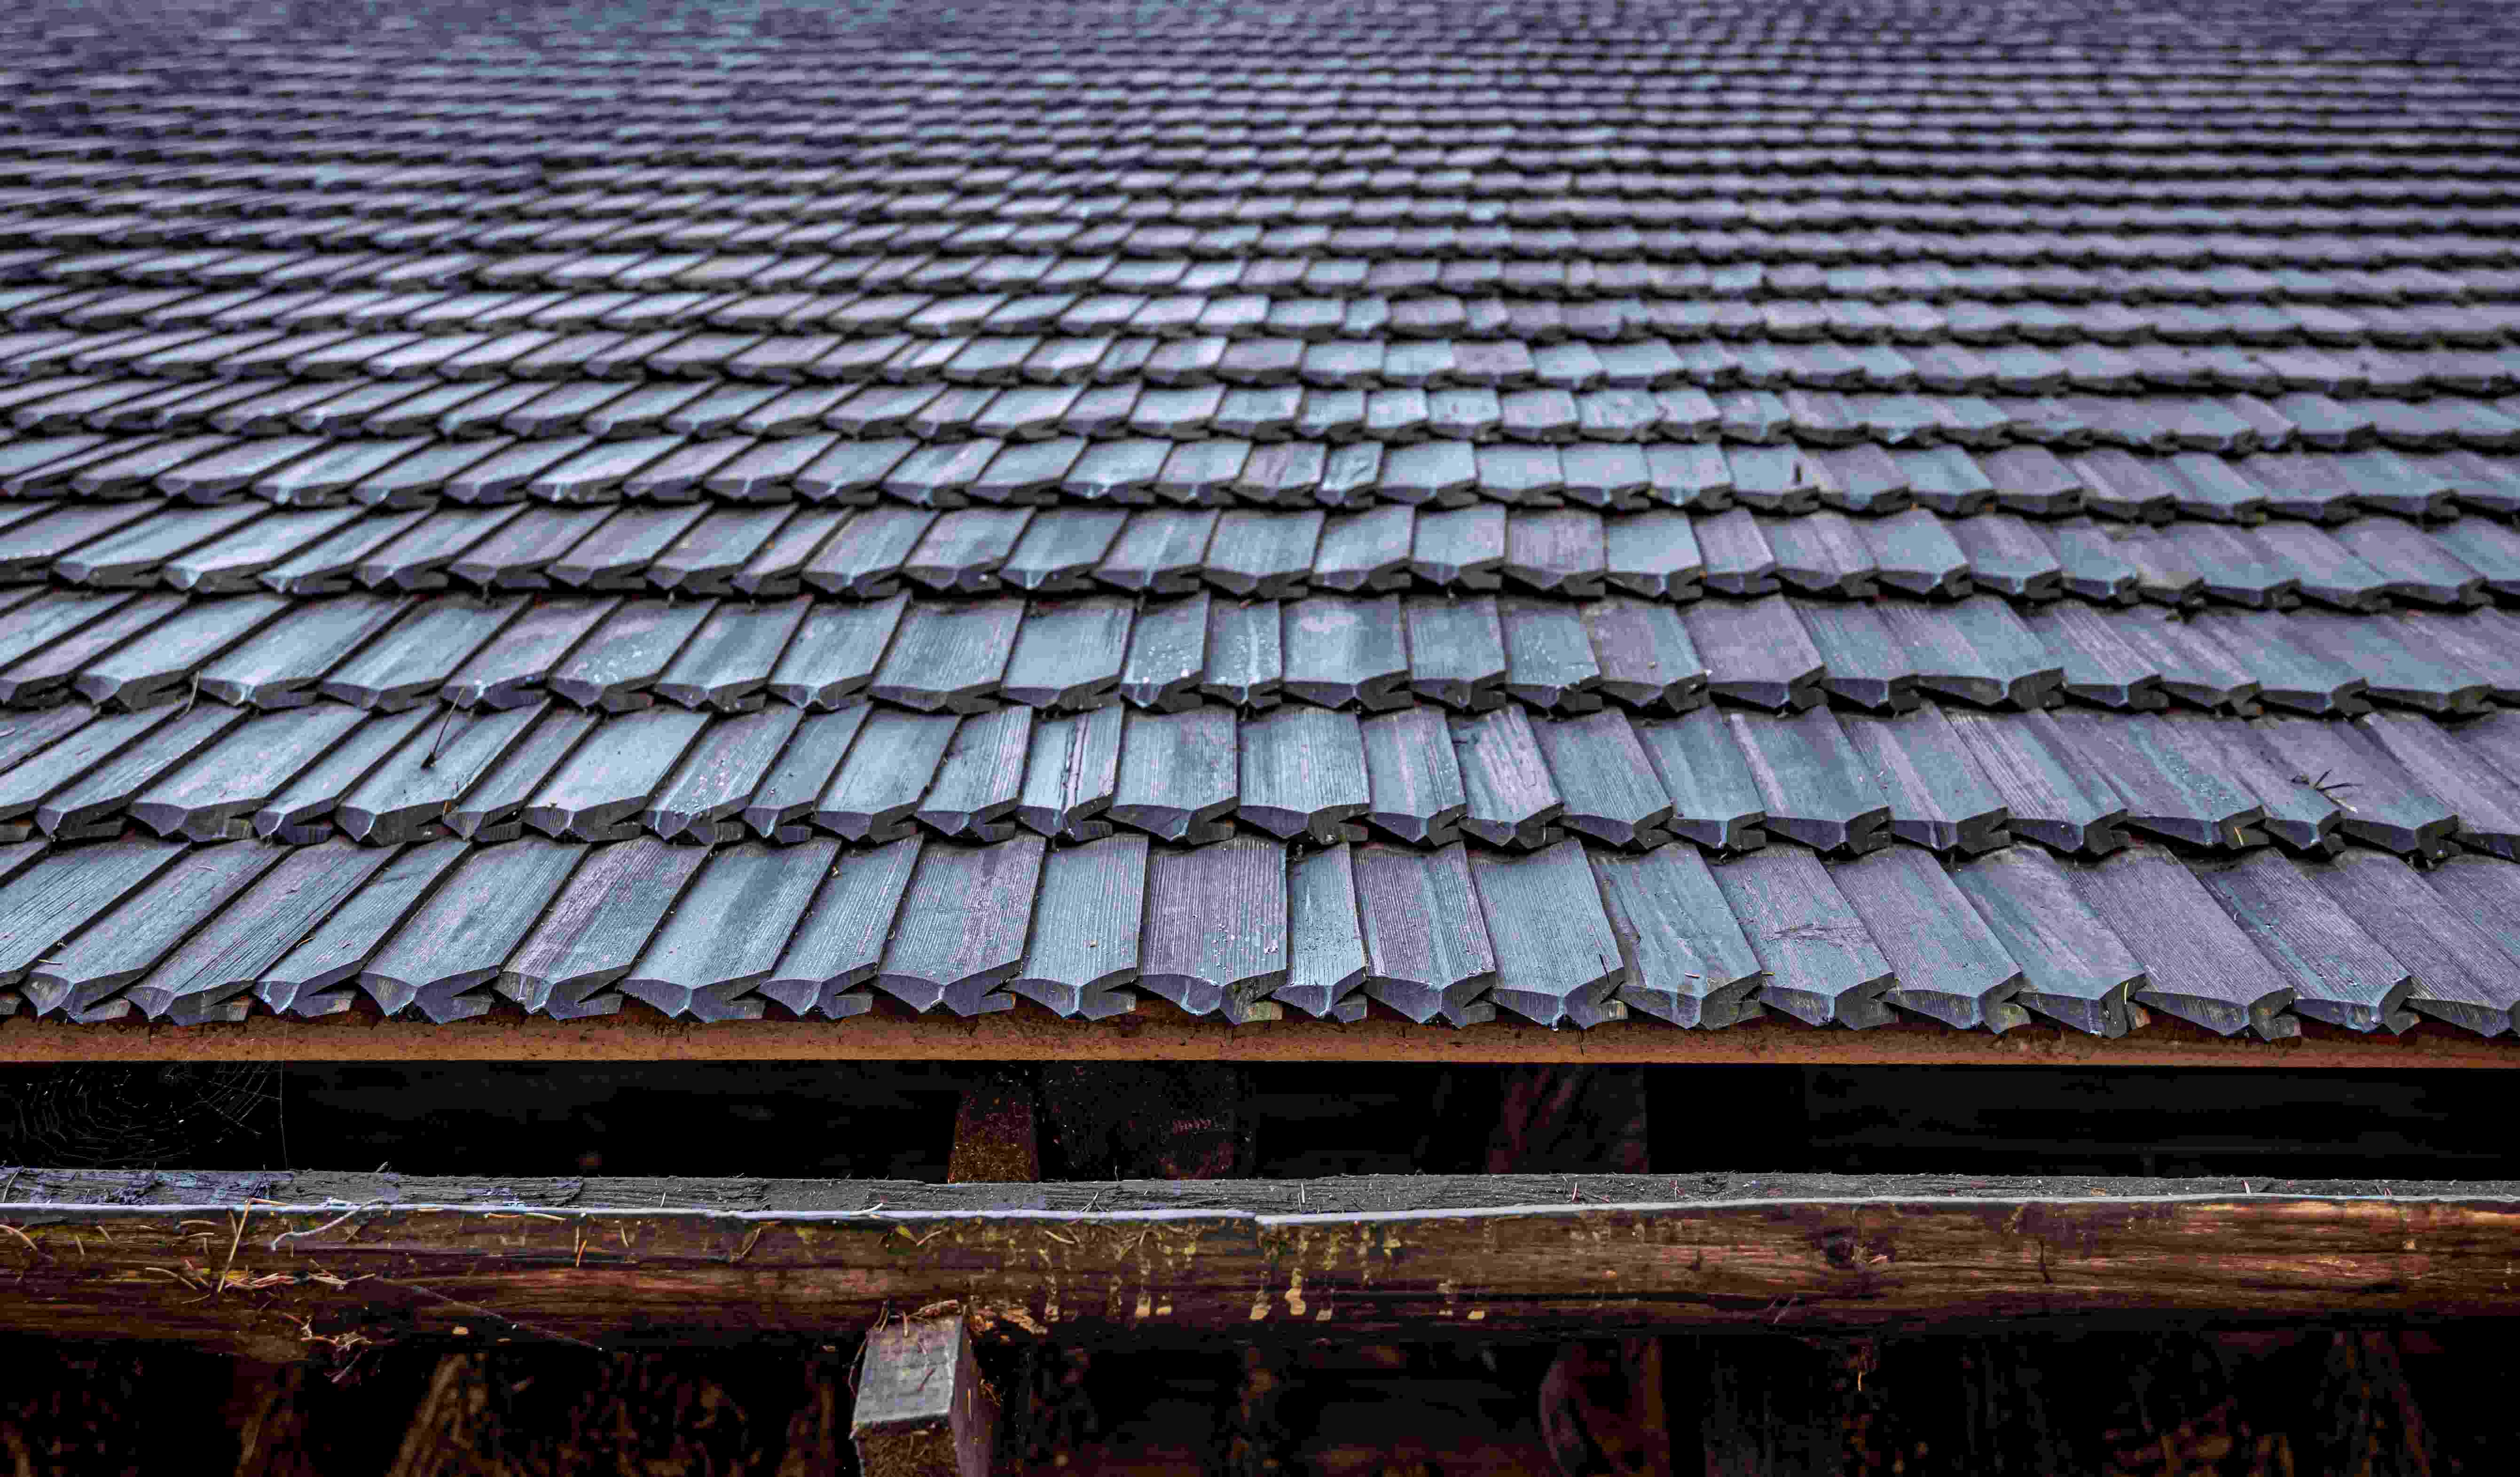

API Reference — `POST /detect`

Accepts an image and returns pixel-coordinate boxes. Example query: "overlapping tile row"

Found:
[8,282,2520,379]
[0,371,2511,467]
[9,663,2520,872]
[13,493,2520,619]
[0,342,2512,450]
[9,187,2520,264]
[4,418,2518,520]
[20,31,2520,113]
[11,250,2520,316]
[5,584,2518,726]
[16,78,2520,156]
[19,133,2520,189]
[0,827,2508,1045]
[20,184,2520,256]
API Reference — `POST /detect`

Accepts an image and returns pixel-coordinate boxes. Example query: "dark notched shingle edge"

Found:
[0,582,2512,726]
[12,685,2520,870]
[0,827,2510,1044]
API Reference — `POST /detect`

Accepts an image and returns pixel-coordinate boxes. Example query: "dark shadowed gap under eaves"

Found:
[0,1061,2510,1183]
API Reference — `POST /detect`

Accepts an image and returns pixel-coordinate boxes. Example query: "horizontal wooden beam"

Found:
[0,998,2512,1068]
[2,1169,2515,1360]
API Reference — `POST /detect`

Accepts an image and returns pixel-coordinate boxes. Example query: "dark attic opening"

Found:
[2,1060,2514,1185]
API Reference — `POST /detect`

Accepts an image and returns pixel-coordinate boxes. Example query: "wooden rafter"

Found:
[0,1170,2514,1360]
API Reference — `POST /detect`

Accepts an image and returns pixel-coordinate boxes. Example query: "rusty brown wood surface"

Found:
[0,1171,2513,1360]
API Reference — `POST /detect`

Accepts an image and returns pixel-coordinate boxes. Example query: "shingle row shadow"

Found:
[5,583,2514,726]
[7,679,2516,867]
[16,495,2520,618]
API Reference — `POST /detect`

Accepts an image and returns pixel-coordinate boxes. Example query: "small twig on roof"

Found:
[420,704,459,769]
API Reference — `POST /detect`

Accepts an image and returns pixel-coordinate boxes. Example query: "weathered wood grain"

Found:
[1117,592,1209,711]
[358,838,589,1022]
[120,840,400,1025]
[768,590,910,709]
[1001,597,1130,711]
[1466,839,1627,1028]
[2073,842,2300,1040]
[1946,846,2144,1038]
[1830,845,2029,1032]
[1579,597,1706,712]
[1681,594,1823,711]
[625,839,840,1021]
[336,702,546,844]
[2195,850,2417,1035]
[1838,706,2011,854]
[917,706,1033,843]
[1531,711,1674,849]
[653,595,809,712]
[1403,595,1508,711]
[1587,844,1765,1028]
[1634,707,1766,852]
[2312,849,2520,1038]
[1238,705,1368,844]
[256,839,470,1018]
[878,836,1047,1015]
[1451,704,1567,849]
[1792,597,1922,712]
[1725,707,1892,854]
[1010,833,1146,1021]
[869,598,1022,713]
[23,842,285,1020]
[1354,842,1497,1028]
[1112,706,1238,843]
[759,834,922,1020]
[1281,841,1369,1021]
[1939,708,2128,854]
[0,837,186,996]
[500,837,710,1020]
[1015,704,1123,842]
[3,1171,2516,1359]
[1283,595,1407,710]
[1708,844,1896,1029]
[646,704,805,842]
[1140,836,1288,1024]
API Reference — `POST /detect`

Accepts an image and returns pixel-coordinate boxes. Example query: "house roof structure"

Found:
[3,0,2520,1055]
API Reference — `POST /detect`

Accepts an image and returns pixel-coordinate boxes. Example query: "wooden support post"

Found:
[947,1070,1039,1183]
[1694,1337,1850,1477]
[379,1348,820,1476]
[1215,1343,1294,1477]
[769,1353,844,1477]
[1492,1067,1669,1477]
[1037,1063,1252,1179]
[852,1317,997,1477]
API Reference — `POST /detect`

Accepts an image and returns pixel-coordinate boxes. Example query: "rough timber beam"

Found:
[0,1171,2515,1361]
[0,999,2515,1067]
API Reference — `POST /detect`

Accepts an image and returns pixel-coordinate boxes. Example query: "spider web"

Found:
[0,1064,286,1170]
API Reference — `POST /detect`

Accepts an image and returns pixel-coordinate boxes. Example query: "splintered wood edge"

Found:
[0,995,2513,1065]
